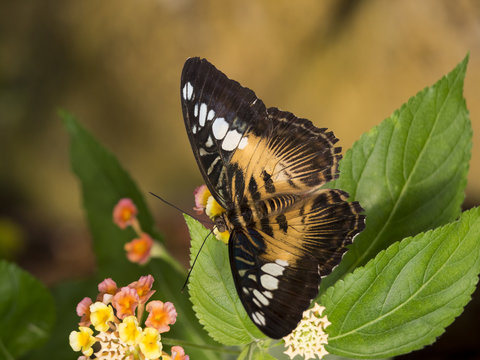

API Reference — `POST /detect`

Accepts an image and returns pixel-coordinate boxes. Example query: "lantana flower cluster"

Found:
[283,303,330,360]
[69,275,188,360]
[193,185,229,243]
[113,198,163,265]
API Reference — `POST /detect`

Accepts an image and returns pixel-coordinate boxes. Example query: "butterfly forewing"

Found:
[181,57,365,339]
[181,58,270,208]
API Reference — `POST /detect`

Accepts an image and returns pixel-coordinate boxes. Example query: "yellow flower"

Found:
[139,327,162,359]
[69,326,96,357]
[89,302,114,332]
[118,315,142,346]
[205,196,226,218]
[213,227,230,244]
[283,303,330,360]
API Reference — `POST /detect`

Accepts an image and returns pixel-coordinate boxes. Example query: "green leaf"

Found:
[23,279,97,360]
[321,55,472,291]
[0,261,55,359]
[322,206,480,359]
[186,215,266,345]
[62,112,222,359]
[237,340,279,360]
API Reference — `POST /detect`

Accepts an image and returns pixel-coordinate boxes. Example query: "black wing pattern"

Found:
[181,57,365,339]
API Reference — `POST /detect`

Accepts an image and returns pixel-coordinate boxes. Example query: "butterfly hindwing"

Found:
[181,57,365,339]
[229,189,364,338]
[229,228,320,338]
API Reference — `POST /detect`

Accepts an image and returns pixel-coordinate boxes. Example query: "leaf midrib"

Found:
[344,70,462,276]
[330,216,472,342]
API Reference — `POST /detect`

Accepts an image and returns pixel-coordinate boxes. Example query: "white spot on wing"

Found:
[205,136,214,147]
[199,103,208,127]
[253,289,269,306]
[183,82,193,100]
[252,312,266,326]
[194,103,199,117]
[207,109,215,121]
[238,136,248,150]
[207,156,221,175]
[192,125,197,134]
[275,259,289,267]
[222,129,242,151]
[212,117,228,140]
[261,263,285,277]
[261,274,279,290]
[263,291,273,299]
[252,298,261,308]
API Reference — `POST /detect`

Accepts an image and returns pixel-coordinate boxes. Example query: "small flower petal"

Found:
[128,274,156,304]
[112,287,140,319]
[69,326,96,357]
[98,278,117,295]
[113,198,138,229]
[145,300,177,333]
[205,196,226,218]
[89,302,115,332]
[118,315,142,346]
[76,297,93,326]
[139,327,162,359]
[171,346,189,360]
[213,227,230,244]
[193,184,211,214]
[125,232,153,264]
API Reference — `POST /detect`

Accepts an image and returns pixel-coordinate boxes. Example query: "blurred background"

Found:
[1,0,480,358]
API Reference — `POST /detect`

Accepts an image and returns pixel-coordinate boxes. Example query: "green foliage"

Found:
[185,215,266,345]
[63,113,225,359]
[15,55,478,360]
[322,207,480,358]
[0,261,55,359]
[321,55,471,291]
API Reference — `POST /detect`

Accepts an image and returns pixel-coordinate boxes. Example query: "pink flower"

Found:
[193,185,211,214]
[170,346,190,360]
[113,198,138,229]
[76,297,93,327]
[124,233,153,264]
[112,287,140,319]
[128,275,156,304]
[96,278,118,302]
[145,301,177,333]
[98,278,117,295]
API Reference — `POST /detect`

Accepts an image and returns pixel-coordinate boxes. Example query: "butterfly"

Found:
[180,57,365,339]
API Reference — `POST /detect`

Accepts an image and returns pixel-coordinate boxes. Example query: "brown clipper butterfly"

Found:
[181,58,365,339]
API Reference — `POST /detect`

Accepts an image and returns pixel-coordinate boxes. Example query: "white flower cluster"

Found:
[283,303,331,360]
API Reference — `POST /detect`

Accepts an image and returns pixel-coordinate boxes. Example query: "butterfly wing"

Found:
[181,57,365,338]
[229,189,364,339]
[181,57,270,209]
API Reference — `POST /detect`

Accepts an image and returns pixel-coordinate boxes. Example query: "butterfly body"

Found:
[181,58,365,339]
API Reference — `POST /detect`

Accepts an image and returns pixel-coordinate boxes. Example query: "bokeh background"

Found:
[1,0,480,358]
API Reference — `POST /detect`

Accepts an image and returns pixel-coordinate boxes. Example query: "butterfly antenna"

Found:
[149,192,210,225]
[181,227,215,292]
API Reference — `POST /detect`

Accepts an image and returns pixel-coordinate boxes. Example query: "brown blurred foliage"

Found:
[1,1,480,357]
